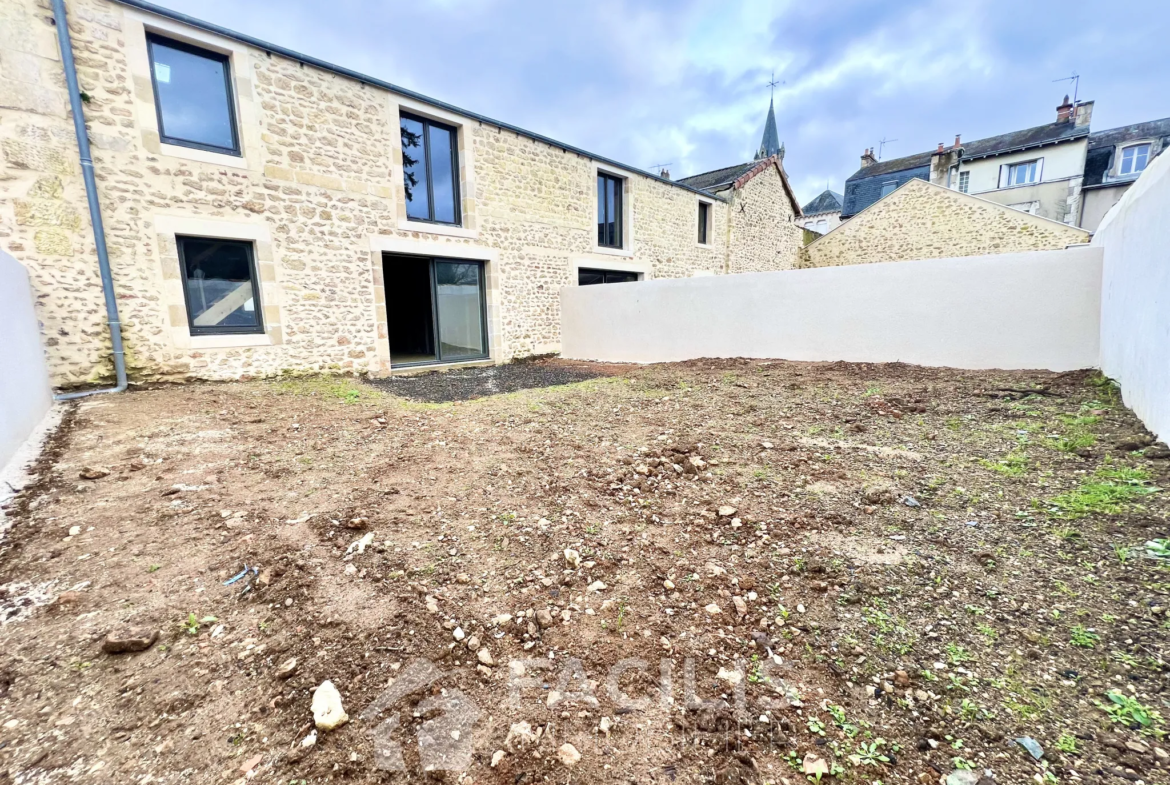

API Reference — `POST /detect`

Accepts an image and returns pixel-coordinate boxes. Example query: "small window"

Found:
[958,171,970,193]
[697,201,710,244]
[578,268,638,286]
[1006,160,1039,186]
[177,237,263,335]
[147,34,239,155]
[1119,143,1151,176]
[400,112,461,225]
[880,181,897,197]
[597,172,624,248]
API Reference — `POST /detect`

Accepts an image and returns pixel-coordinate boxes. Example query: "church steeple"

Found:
[755,94,783,161]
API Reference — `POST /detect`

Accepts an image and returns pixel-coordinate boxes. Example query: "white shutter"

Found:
[998,164,1007,188]
[1034,158,1044,183]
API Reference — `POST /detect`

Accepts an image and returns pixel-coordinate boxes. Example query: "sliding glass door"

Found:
[385,254,488,366]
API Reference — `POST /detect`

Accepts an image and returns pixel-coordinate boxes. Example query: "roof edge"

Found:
[108,0,728,202]
[732,156,803,216]
[808,177,1089,249]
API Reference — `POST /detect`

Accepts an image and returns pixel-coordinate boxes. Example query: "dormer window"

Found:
[1119,143,1150,176]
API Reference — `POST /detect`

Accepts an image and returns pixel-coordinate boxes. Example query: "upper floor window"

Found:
[177,237,263,335]
[597,172,624,248]
[400,113,460,225]
[1005,159,1040,186]
[957,171,970,193]
[697,201,710,244]
[1119,143,1151,176]
[147,34,239,155]
[880,181,897,197]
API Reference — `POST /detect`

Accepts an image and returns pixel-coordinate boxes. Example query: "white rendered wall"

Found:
[561,247,1102,372]
[0,250,53,473]
[1093,149,1170,439]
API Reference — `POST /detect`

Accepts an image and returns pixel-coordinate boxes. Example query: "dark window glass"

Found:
[880,181,897,197]
[400,113,460,225]
[147,35,238,155]
[597,172,624,247]
[385,254,487,366]
[698,202,709,244]
[177,237,262,334]
[578,268,638,285]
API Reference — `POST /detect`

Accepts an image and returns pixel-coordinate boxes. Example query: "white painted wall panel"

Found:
[0,250,53,473]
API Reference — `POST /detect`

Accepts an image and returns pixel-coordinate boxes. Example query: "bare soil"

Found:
[1,358,1168,785]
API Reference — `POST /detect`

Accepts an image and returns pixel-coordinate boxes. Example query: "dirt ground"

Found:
[1,358,1168,785]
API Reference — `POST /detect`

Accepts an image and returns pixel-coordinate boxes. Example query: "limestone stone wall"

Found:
[0,0,796,387]
[727,163,802,273]
[801,178,1089,269]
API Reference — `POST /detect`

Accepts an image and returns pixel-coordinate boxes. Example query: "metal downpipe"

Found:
[50,0,128,401]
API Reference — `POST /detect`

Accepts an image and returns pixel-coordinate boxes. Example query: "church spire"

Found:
[755,79,783,161]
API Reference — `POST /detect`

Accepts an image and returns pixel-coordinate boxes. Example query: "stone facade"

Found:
[801,178,1089,269]
[0,0,800,387]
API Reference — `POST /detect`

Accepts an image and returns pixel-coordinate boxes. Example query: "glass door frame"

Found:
[385,253,490,368]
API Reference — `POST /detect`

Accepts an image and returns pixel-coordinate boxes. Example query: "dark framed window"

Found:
[597,172,624,248]
[400,113,461,225]
[698,201,710,244]
[177,237,263,335]
[879,181,897,197]
[384,254,488,366]
[146,34,240,155]
[578,268,638,286]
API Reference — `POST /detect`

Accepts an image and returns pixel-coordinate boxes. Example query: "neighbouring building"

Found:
[0,0,803,387]
[842,96,1094,225]
[801,178,1089,268]
[797,189,843,236]
[1079,117,1170,231]
[674,98,804,274]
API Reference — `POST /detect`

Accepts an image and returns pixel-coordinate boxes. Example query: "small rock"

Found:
[535,608,554,629]
[1015,736,1044,760]
[893,669,910,688]
[587,580,606,593]
[275,657,298,679]
[663,579,675,591]
[704,603,722,615]
[311,681,349,731]
[732,596,748,616]
[599,716,612,735]
[300,730,317,748]
[716,666,742,686]
[506,721,539,748]
[68,525,82,537]
[466,635,480,651]
[425,596,439,614]
[564,549,581,569]
[861,481,895,505]
[491,750,505,767]
[79,466,110,480]
[717,505,737,518]
[557,743,581,767]
[902,495,921,507]
[101,628,159,654]
[802,754,829,776]
[1125,740,1150,754]
[476,648,494,666]
[456,573,470,584]
[453,627,466,642]
[945,771,980,785]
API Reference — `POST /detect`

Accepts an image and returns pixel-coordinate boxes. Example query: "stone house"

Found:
[0,0,803,388]
[796,189,843,236]
[842,96,1094,225]
[801,178,1089,268]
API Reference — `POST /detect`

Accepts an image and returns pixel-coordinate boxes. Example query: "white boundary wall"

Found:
[0,250,53,473]
[1094,149,1170,440]
[561,246,1102,372]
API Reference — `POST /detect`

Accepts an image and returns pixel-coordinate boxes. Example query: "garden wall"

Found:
[1093,148,1170,440]
[0,249,52,472]
[561,246,1102,372]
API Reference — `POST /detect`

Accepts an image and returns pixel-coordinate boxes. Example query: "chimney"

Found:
[658,167,671,179]
[936,142,944,153]
[860,147,877,168]
[1074,100,1094,128]
[1056,94,1074,123]
[953,134,962,148]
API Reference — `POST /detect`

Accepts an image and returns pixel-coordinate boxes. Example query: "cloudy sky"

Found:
[153,0,1169,206]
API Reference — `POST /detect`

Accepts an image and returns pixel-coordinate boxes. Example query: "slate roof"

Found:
[757,97,782,159]
[801,189,844,215]
[676,161,760,193]
[841,166,930,218]
[957,120,1088,161]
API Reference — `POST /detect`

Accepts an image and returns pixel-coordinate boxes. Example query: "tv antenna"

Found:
[1053,71,1080,103]
[877,136,898,159]
[648,162,673,178]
